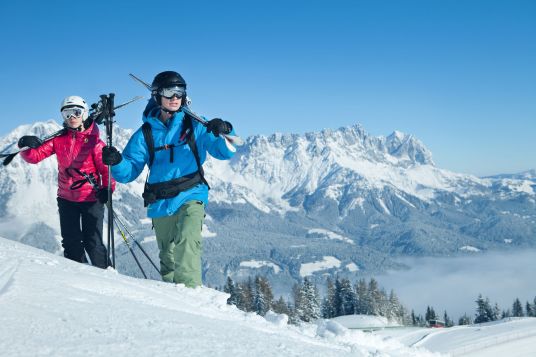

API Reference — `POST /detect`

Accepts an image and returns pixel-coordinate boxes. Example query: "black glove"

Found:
[102,146,122,166]
[96,188,109,204]
[206,118,232,137]
[18,135,43,149]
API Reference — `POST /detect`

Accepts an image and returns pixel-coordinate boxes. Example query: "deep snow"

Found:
[2,237,536,356]
[0,237,434,357]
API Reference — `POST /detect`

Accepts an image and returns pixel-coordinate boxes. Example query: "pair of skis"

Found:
[1,74,244,166]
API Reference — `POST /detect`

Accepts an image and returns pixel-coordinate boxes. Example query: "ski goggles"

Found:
[61,107,84,120]
[158,86,186,99]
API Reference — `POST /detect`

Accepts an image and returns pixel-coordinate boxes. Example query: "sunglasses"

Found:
[159,86,186,99]
[61,107,84,120]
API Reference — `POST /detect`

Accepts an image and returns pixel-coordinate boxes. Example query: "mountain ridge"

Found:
[1,120,534,291]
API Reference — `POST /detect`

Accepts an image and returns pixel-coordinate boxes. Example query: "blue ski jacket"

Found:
[111,106,236,218]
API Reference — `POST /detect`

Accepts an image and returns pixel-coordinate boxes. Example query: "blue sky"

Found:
[1,0,534,176]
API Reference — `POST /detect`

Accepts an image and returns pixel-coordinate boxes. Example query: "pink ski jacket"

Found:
[21,122,115,202]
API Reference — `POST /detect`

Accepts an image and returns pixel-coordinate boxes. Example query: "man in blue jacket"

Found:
[102,71,236,287]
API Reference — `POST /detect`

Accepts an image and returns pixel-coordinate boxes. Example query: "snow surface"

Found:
[307,228,355,245]
[346,262,360,272]
[333,315,401,329]
[459,246,480,252]
[331,315,536,356]
[239,260,281,273]
[372,318,536,356]
[0,237,437,357]
[300,256,341,277]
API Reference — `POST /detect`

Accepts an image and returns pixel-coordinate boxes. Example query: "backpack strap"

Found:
[184,114,210,189]
[141,122,155,167]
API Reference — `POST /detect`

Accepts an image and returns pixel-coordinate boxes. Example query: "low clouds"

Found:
[377,249,536,320]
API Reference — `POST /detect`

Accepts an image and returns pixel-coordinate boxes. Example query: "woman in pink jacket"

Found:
[18,96,115,268]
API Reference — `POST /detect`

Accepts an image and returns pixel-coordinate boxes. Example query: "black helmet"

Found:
[151,71,187,106]
[151,71,187,91]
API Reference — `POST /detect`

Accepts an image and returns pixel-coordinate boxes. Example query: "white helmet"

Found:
[60,96,89,120]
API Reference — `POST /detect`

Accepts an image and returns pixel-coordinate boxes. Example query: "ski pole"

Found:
[128,73,244,146]
[113,215,148,279]
[67,168,160,273]
[113,212,160,274]
[1,128,66,166]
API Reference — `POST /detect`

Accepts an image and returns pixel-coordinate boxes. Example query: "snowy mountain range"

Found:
[1,120,535,292]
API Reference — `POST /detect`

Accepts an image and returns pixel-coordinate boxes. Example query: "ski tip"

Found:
[233,136,245,146]
[2,153,16,166]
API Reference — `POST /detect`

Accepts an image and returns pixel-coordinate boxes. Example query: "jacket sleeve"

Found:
[110,128,149,183]
[197,119,237,160]
[94,140,116,191]
[19,137,56,163]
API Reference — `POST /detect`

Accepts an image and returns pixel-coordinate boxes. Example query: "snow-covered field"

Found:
[372,319,536,356]
[0,237,433,357]
[1,236,535,357]
[332,314,536,356]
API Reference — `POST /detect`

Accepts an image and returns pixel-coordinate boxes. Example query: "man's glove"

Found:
[102,146,122,166]
[96,188,109,204]
[18,136,43,149]
[206,118,232,137]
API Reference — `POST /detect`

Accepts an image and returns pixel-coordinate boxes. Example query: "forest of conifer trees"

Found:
[222,276,536,327]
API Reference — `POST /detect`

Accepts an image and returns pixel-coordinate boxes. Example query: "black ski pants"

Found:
[57,197,108,268]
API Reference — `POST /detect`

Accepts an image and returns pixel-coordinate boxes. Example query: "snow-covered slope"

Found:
[1,121,535,291]
[373,318,536,356]
[2,236,535,357]
[0,237,436,357]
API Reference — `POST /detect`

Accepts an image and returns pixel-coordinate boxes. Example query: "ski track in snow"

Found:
[0,237,437,357]
[0,260,18,296]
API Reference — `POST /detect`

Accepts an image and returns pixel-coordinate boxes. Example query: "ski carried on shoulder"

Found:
[0,128,66,166]
[129,73,245,147]
[1,95,144,167]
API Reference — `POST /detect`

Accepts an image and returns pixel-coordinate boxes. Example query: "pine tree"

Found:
[475,294,493,323]
[492,303,501,321]
[425,306,437,321]
[333,278,342,317]
[443,311,453,327]
[355,279,369,315]
[387,290,404,323]
[254,276,268,316]
[512,298,524,317]
[292,283,303,322]
[337,278,355,316]
[224,276,240,306]
[239,278,255,312]
[321,278,337,319]
[458,313,472,325]
[295,278,320,322]
[252,276,274,316]
[368,278,382,316]
[411,310,417,326]
[272,296,291,317]
[526,301,533,318]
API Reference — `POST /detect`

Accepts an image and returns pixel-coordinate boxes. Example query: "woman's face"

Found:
[61,107,85,129]
[161,95,182,112]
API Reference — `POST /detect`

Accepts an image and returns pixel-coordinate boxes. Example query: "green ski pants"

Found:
[153,200,205,288]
